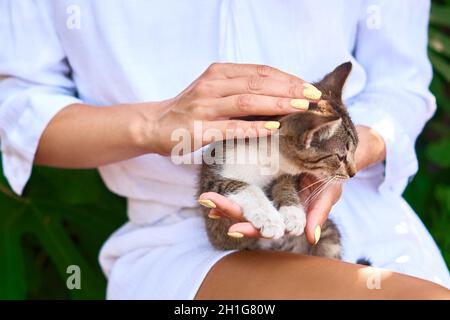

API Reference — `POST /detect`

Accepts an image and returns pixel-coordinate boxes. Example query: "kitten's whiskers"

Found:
[303,178,331,205]
[298,176,330,193]
[304,176,336,207]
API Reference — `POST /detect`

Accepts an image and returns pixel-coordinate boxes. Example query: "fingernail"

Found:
[264,121,280,130]
[198,199,216,209]
[303,83,317,89]
[207,212,221,219]
[290,99,309,110]
[303,83,322,100]
[314,225,321,245]
[227,232,244,239]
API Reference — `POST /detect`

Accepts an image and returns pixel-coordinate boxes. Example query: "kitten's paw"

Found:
[279,205,306,236]
[259,215,286,239]
[239,203,286,239]
[226,185,285,239]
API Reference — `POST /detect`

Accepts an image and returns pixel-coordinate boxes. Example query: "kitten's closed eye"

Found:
[345,141,351,150]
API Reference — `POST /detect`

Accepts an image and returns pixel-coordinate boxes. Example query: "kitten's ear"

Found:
[303,115,342,148]
[318,61,352,98]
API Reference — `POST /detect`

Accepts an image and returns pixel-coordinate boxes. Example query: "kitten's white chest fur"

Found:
[219,136,296,188]
[214,137,306,240]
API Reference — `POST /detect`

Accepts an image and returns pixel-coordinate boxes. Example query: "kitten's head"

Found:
[279,62,358,180]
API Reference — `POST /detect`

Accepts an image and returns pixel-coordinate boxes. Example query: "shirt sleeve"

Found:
[0,1,82,195]
[347,0,435,195]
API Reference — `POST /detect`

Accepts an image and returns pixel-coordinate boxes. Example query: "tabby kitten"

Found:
[198,62,358,259]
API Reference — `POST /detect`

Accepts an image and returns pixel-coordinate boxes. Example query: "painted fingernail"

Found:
[264,121,280,130]
[290,99,309,110]
[207,212,221,219]
[303,83,322,100]
[227,232,244,239]
[303,83,317,89]
[314,225,321,245]
[198,199,216,209]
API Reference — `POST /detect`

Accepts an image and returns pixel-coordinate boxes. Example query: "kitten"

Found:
[198,62,358,259]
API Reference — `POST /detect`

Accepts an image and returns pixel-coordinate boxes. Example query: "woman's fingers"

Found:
[161,63,321,155]
[198,192,246,221]
[205,77,322,100]
[228,222,261,238]
[198,193,262,238]
[204,63,304,84]
[201,120,279,144]
[201,183,343,243]
[201,94,310,119]
[198,192,264,238]
[305,183,342,245]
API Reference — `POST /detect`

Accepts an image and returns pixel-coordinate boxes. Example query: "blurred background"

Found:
[0,0,449,299]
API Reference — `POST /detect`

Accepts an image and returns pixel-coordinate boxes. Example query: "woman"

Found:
[0,0,448,299]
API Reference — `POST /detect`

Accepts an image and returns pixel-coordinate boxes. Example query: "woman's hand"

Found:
[139,63,322,155]
[36,63,321,167]
[198,125,386,244]
[198,177,343,244]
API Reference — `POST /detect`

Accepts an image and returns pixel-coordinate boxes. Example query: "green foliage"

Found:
[404,0,450,268]
[0,0,449,299]
[426,138,450,168]
[0,163,126,299]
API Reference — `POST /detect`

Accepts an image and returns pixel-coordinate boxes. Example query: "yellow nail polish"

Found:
[208,212,221,219]
[303,88,322,100]
[314,225,321,245]
[264,121,280,130]
[303,83,322,100]
[227,232,244,239]
[303,83,318,90]
[290,99,309,110]
[198,199,216,209]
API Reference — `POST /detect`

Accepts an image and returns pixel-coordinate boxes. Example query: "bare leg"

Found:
[195,250,450,299]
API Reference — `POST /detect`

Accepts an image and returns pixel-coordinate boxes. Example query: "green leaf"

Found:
[404,172,434,217]
[425,138,450,168]
[430,3,450,28]
[28,204,105,299]
[429,28,450,59]
[436,184,450,214]
[0,154,126,299]
[0,198,27,299]
[429,51,450,83]
[429,74,450,114]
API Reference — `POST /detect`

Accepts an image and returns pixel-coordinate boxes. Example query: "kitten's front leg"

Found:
[271,175,306,236]
[226,184,286,239]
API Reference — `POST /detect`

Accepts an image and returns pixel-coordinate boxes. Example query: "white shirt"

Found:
[0,0,434,206]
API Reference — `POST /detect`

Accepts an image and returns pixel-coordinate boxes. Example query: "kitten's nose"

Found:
[347,163,357,177]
